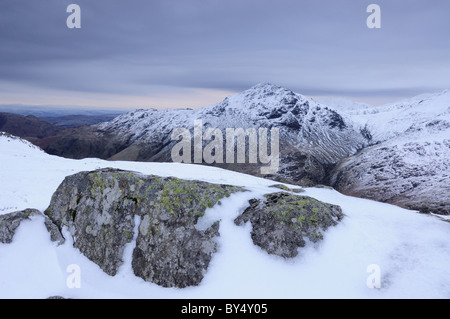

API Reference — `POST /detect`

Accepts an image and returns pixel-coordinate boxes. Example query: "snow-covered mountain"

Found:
[1,133,449,299]
[94,83,370,185]
[1,84,448,215]
[316,97,373,117]
[335,89,450,142]
[100,83,368,163]
[92,84,450,215]
[330,90,450,215]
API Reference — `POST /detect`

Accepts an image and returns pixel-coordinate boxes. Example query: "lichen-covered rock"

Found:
[44,168,244,287]
[132,177,241,288]
[45,169,142,276]
[0,208,64,245]
[234,192,344,258]
[133,221,220,288]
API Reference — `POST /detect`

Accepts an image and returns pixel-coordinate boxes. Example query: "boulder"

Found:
[132,177,235,288]
[44,168,244,287]
[234,192,344,258]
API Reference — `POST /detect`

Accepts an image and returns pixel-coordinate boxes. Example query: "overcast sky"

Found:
[0,0,449,110]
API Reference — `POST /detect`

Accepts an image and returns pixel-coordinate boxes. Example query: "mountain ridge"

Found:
[1,83,449,214]
[93,83,370,185]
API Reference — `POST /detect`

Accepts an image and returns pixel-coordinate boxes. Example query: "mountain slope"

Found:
[330,90,450,214]
[0,112,126,158]
[95,83,370,185]
[326,90,450,142]
[0,112,63,149]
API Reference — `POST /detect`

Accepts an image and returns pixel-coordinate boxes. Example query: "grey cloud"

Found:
[0,0,449,102]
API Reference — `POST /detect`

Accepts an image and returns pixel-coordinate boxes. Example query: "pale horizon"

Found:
[0,85,446,113]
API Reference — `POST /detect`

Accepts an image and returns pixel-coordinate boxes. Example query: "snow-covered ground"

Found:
[1,134,449,299]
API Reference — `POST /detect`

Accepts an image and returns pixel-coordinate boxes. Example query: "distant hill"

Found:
[0,112,62,142]
[0,112,126,160]
[0,104,125,118]
[0,112,72,151]
[39,114,120,128]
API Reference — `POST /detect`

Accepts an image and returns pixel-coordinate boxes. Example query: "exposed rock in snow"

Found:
[0,208,64,245]
[234,192,344,257]
[44,168,244,287]
[1,132,450,299]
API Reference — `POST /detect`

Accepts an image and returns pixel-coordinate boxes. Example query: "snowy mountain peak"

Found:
[244,82,292,95]
[246,82,285,92]
[215,83,308,113]
[93,83,370,183]
[240,83,308,103]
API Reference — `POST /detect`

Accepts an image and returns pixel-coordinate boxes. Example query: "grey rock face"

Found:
[43,214,66,245]
[0,209,37,244]
[131,177,240,288]
[0,208,64,245]
[234,192,344,258]
[133,221,220,288]
[44,168,244,287]
[45,169,139,276]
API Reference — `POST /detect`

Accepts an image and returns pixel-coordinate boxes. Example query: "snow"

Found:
[335,89,450,143]
[327,89,450,212]
[1,134,450,299]
[98,83,369,165]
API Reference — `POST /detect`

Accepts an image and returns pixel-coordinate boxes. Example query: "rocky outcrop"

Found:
[133,220,220,288]
[234,192,344,258]
[2,168,346,288]
[131,176,230,288]
[44,168,244,287]
[0,208,64,245]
